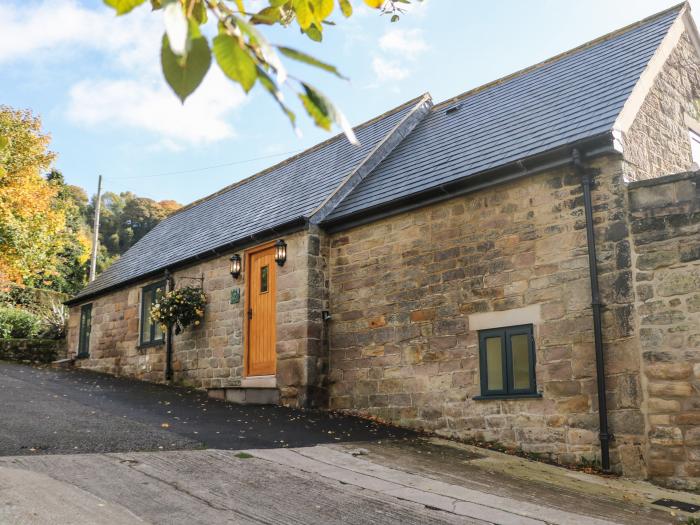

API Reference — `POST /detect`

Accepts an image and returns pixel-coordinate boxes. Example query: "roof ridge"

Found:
[310,93,434,224]
[433,2,687,111]
[169,93,430,218]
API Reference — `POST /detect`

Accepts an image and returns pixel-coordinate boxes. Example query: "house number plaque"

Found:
[230,288,241,304]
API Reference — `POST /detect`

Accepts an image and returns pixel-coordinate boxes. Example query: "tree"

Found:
[0,107,84,287]
[105,0,418,142]
[86,191,181,267]
[45,170,92,294]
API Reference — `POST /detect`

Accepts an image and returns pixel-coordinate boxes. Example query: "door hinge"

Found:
[248,308,253,320]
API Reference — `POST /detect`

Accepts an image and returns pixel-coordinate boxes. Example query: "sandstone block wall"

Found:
[67,229,323,407]
[628,171,700,489]
[328,156,645,475]
[623,31,700,182]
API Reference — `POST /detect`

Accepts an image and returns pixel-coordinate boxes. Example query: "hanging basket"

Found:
[150,286,206,335]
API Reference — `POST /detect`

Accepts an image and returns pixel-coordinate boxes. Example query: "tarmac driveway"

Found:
[0,361,695,525]
[0,361,412,456]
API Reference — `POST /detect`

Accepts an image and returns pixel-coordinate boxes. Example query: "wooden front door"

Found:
[246,246,277,376]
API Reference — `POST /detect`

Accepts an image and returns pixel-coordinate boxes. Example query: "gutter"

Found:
[65,216,308,307]
[572,148,613,472]
[321,133,617,233]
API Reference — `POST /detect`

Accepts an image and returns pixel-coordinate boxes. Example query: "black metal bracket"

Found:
[177,273,205,289]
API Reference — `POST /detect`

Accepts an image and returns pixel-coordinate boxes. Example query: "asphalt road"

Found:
[0,361,414,456]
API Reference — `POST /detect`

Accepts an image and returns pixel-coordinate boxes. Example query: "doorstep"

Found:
[207,384,279,405]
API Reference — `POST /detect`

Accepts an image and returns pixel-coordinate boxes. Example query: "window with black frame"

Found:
[140,280,166,346]
[476,324,539,399]
[77,303,92,358]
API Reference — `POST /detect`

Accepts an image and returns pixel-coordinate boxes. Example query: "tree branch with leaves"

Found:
[103,0,418,143]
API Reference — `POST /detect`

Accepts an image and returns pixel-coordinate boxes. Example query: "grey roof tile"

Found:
[326,5,682,221]
[70,95,425,302]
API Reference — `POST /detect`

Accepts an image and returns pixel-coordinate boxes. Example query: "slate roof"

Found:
[325,4,683,221]
[70,4,684,303]
[70,95,426,302]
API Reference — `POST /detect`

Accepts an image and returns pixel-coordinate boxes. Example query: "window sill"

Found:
[473,393,543,401]
[137,340,165,350]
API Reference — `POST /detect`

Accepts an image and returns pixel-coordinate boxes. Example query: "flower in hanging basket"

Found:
[150,286,206,335]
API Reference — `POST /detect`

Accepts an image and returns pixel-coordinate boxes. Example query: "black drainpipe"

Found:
[165,269,174,382]
[572,148,612,471]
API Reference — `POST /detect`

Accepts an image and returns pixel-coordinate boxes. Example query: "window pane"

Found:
[141,289,153,342]
[485,337,503,391]
[511,334,531,390]
[261,265,269,293]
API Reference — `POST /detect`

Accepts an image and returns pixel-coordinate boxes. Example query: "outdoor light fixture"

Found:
[229,254,241,279]
[274,239,287,266]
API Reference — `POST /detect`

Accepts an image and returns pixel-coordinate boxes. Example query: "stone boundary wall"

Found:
[628,170,700,489]
[0,338,66,363]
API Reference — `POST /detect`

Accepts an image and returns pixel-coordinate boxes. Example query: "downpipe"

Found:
[572,148,613,472]
[165,269,174,382]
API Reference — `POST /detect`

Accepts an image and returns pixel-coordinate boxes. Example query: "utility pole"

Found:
[89,175,102,282]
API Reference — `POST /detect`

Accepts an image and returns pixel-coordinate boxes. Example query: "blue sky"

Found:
[1,0,696,204]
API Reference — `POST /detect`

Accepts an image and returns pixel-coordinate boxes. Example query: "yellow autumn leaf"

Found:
[363,0,383,8]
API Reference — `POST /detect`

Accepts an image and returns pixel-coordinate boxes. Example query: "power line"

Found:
[105,149,303,181]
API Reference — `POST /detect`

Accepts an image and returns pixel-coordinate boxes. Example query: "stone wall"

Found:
[628,171,700,489]
[327,156,646,475]
[623,31,700,182]
[67,228,323,407]
[0,338,66,363]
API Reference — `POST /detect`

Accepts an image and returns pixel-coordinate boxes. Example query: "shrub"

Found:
[0,307,42,339]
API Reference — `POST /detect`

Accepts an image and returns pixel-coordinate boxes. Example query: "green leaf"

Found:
[161,32,211,103]
[0,136,8,151]
[299,94,331,131]
[213,34,257,93]
[311,0,334,19]
[338,0,352,17]
[293,0,314,29]
[303,24,323,42]
[251,6,282,25]
[391,14,399,22]
[277,46,345,79]
[103,0,147,15]
[257,67,299,134]
[300,83,358,144]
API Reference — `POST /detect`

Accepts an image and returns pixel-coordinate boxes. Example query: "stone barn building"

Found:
[66,4,700,489]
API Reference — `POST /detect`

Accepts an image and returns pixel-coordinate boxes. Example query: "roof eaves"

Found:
[309,92,433,225]
[321,132,617,232]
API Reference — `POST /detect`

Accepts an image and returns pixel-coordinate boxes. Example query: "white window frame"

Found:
[690,129,700,167]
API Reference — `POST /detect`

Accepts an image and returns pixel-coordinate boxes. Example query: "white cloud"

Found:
[1,0,246,148]
[67,68,246,150]
[371,56,410,82]
[379,28,428,58]
[0,0,159,69]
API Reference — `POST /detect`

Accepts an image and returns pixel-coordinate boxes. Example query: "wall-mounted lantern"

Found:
[229,254,241,279]
[274,239,287,267]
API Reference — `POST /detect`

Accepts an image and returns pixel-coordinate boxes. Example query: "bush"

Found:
[0,307,42,339]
